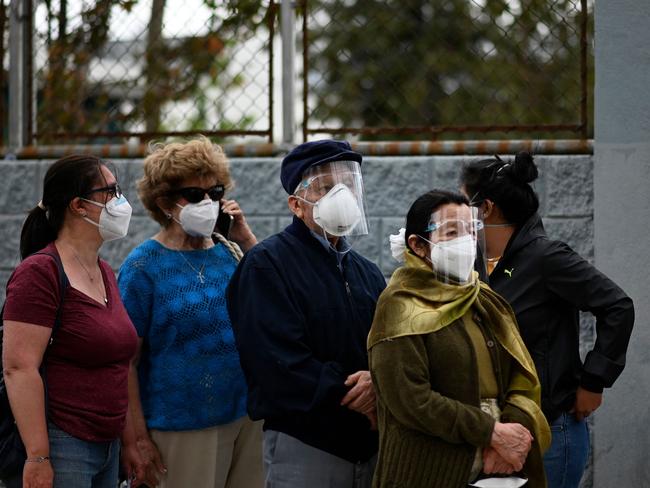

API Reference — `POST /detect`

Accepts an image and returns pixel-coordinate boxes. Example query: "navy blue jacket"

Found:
[488,214,634,422]
[226,217,386,463]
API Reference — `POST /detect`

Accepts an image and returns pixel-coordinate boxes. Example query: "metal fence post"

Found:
[7,0,30,153]
[281,0,296,145]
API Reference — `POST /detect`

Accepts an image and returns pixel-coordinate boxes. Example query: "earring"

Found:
[165,212,172,219]
[80,211,87,217]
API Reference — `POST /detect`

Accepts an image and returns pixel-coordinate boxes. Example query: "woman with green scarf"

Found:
[368,190,550,488]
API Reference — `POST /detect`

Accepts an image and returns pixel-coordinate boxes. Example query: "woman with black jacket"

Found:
[460,152,634,488]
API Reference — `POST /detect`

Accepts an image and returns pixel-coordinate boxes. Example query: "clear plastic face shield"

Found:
[466,192,490,279]
[418,205,486,284]
[293,160,369,238]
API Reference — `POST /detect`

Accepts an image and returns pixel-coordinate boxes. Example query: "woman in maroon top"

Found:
[2,155,140,488]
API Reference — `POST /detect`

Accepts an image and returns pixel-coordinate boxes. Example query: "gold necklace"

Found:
[177,250,208,284]
[70,250,108,304]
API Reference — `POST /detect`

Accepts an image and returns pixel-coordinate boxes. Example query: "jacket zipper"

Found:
[336,258,361,328]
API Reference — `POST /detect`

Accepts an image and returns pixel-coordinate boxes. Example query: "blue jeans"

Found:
[3,424,120,488]
[543,412,590,488]
[48,422,120,488]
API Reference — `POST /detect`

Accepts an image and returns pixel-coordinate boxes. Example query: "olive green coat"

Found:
[368,253,549,488]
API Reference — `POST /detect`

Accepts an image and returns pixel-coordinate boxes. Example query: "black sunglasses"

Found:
[84,184,122,199]
[173,185,225,204]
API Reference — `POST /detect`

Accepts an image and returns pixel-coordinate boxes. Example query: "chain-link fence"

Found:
[0,0,8,144]
[1,0,594,151]
[23,0,276,145]
[302,0,592,141]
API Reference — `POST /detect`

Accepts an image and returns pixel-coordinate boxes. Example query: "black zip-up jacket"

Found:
[226,217,386,463]
[488,214,634,422]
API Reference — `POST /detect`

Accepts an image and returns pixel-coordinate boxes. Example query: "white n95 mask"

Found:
[82,196,132,241]
[176,199,219,237]
[312,183,362,237]
[430,234,477,283]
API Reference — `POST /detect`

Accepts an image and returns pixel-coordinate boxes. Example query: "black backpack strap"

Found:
[31,251,69,418]
[32,251,69,341]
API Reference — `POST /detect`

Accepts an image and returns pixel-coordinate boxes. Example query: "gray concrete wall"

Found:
[0,154,593,286]
[593,0,650,486]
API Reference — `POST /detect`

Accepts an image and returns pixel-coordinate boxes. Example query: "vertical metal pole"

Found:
[281,0,295,144]
[7,0,32,154]
[8,0,25,152]
[24,0,33,145]
[268,0,275,143]
[0,0,7,145]
[579,0,588,138]
[301,0,308,142]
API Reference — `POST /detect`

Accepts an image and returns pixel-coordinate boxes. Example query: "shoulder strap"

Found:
[32,251,69,343]
[212,232,244,262]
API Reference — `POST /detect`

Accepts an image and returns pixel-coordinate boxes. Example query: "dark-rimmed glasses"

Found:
[83,184,122,200]
[172,185,225,203]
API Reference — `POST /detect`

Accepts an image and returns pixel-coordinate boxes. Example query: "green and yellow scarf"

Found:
[368,252,551,451]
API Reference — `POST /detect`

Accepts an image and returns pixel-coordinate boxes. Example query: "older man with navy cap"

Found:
[227,140,386,487]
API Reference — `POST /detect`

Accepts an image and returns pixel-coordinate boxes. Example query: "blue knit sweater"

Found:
[118,239,247,430]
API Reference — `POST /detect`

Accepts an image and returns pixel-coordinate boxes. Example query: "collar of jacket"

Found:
[285,216,351,260]
[503,212,547,257]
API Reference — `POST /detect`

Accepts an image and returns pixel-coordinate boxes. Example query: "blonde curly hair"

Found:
[138,136,233,227]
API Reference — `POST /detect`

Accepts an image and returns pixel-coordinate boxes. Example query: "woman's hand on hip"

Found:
[571,387,602,421]
[489,421,533,471]
[23,460,54,488]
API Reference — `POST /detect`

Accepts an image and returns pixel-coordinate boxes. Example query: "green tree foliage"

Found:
[305,0,593,139]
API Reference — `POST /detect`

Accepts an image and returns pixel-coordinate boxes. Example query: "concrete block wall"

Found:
[0,154,594,291]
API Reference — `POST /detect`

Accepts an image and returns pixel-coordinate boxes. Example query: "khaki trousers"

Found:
[151,416,263,488]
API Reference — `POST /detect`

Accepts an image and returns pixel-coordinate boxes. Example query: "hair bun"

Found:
[510,151,538,184]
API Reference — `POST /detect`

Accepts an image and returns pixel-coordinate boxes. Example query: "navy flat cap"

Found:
[281,140,362,194]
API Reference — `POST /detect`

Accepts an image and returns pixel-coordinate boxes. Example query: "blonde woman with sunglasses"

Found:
[117,137,262,488]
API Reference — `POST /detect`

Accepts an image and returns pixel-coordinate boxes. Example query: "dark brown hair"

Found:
[20,155,106,259]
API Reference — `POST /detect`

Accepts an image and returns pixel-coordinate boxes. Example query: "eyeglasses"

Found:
[425,219,484,239]
[83,184,122,200]
[172,185,225,203]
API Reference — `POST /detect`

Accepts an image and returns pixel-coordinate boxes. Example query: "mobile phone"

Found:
[215,207,234,238]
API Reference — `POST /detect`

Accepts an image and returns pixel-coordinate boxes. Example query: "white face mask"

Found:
[311,183,362,237]
[82,196,132,241]
[430,234,477,283]
[175,199,219,237]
